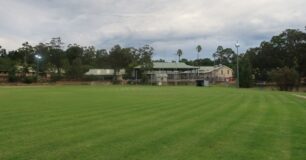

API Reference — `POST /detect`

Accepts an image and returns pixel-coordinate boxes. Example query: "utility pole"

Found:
[35,54,42,80]
[235,42,240,88]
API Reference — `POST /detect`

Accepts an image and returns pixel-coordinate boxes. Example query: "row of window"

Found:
[220,70,231,75]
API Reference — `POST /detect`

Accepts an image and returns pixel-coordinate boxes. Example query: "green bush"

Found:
[8,67,18,82]
[268,67,299,91]
[50,74,62,82]
[23,76,37,84]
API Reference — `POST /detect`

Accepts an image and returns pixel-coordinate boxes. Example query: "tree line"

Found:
[241,28,306,90]
[0,38,154,83]
[0,28,306,90]
[170,28,306,90]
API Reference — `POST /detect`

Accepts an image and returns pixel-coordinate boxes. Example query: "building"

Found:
[134,62,233,85]
[0,66,37,82]
[134,62,198,85]
[84,69,126,80]
[198,65,233,82]
[0,70,9,82]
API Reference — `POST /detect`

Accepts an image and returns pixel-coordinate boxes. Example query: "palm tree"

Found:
[196,45,202,60]
[177,49,183,62]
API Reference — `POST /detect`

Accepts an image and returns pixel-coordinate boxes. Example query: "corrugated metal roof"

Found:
[198,66,215,73]
[135,62,198,69]
[85,69,125,76]
[198,65,233,73]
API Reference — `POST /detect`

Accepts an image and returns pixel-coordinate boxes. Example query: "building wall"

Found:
[134,64,233,84]
[214,67,233,79]
[199,66,233,82]
[0,71,8,82]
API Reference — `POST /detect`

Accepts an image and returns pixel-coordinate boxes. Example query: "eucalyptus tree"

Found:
[246,28,306,82]
[65,44,83,78]
[34,43,50,73]
[95,49,110,68]
[82,46,96,66]
[138,45,154,69]
[66,44,84,65]
[213,46,223,65]
[18,42,34,66]
[0,50,12,71]
[0,45,6,57]
[49,47,66,76]
[48,37,64,50]
[109,45,133,81]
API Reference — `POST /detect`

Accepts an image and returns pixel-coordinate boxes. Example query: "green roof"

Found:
[135,62,198,69]
[85,69,125,76]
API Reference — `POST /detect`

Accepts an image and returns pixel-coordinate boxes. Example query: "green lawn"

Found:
[0,86,305,160]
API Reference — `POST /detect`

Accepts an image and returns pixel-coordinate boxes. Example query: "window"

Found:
[221,70,223,75]
[227,70,230,75]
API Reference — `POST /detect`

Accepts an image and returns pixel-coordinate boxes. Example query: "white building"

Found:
[84,69,125,80]
[198,65,233,82]
[134,62,198,85]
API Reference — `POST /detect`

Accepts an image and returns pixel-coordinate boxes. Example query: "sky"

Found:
[0,0,305,61]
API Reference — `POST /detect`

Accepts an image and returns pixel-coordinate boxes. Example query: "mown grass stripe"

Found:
[21,92,239,159]
[0,86,305,160]
[0,89,232,158]
[40,93,243,159]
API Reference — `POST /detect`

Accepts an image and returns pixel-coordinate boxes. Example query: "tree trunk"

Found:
[57,67,61,76]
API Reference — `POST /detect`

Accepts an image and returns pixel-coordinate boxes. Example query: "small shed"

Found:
[196,79,210,87]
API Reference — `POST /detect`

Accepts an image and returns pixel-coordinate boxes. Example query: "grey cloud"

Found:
[0,0,305,60]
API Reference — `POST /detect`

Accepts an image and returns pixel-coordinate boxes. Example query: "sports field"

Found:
[0,86,305,160]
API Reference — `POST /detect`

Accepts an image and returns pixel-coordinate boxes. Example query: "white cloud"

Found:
[0,0,305,60]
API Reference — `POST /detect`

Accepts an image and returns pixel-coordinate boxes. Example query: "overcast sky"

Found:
[0,0,305,61]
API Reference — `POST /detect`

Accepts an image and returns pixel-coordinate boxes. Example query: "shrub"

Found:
[8,67,18,82]
[268,67,299,91]
[50,73,62,82]
[22,76,37,84]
